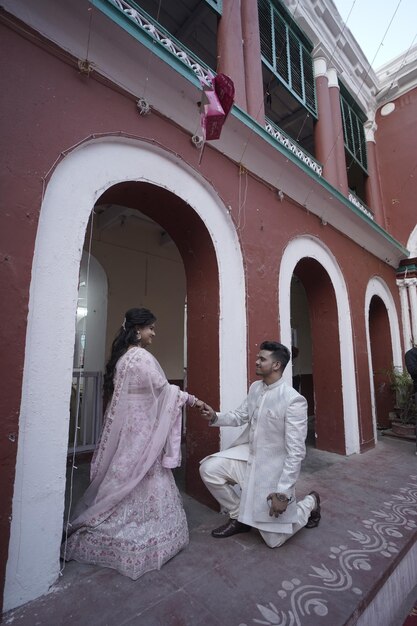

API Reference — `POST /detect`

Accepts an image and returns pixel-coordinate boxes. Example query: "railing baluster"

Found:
[82,374,88,446]
[68,370,103,454]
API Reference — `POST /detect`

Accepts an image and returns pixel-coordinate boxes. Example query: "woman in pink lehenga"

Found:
[64,308,203,579]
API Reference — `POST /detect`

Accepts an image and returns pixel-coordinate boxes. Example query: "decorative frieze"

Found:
[265,120,323,176]
[110,0,325,177]
[348,191,374,220]
[110,0,213,86]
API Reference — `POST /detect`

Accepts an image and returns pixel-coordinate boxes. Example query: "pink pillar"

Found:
[313,57,338,188]
[241,0,265,125]
[217,0,247,111]
[327,68,349,196]
[365,123,387,227]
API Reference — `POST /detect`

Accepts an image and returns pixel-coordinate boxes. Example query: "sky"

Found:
[332,0,417,69]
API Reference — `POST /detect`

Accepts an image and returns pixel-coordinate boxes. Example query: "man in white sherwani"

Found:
[199,341,320,547]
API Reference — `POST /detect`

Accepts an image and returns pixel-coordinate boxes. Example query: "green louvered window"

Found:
[340,85,368,173]
[258,0,317,117]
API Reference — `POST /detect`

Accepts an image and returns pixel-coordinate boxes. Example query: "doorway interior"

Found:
[290,274,315,445]
[64,179,224,531]
[64,196,187,523]
[291,258,346,454]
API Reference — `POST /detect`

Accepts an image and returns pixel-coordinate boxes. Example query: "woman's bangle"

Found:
[187,394,197,407]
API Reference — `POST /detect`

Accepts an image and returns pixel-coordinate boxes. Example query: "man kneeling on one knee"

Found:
[199,341,320,548]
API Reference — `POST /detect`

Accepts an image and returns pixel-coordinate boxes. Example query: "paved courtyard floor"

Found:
[3,435,417,626]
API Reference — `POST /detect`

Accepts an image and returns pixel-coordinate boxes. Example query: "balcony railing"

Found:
[348,190,374,220]
[105,2,327,179]
[108,0,214,86]
[68,370,104,453]
[265,119,323,176]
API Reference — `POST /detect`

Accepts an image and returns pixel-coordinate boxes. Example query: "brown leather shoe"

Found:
[211,518,252,538]
[305,491,321,528]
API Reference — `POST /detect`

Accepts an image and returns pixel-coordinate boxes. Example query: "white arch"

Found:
[364,276,403,442]
[279,235,360,455]
[4,138,247,611]
[407,224,417,256]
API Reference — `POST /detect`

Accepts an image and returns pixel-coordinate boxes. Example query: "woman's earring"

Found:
[137,332,141,342]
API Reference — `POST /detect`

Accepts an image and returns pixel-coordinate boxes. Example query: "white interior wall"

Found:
[75,252,108,373]
[91,210,186,380]
[290,277,312,375]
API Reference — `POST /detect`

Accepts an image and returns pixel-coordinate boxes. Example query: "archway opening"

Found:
[5,139,248,612]
[292,258,345,453]
[369,295,394,430]
[65,181,222,522]
[290,275,314,445]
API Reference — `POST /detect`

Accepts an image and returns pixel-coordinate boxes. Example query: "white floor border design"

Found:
[245,476,417,626]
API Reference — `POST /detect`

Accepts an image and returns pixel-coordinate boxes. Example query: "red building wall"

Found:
[0,14,404,610]
[375,87,417,247]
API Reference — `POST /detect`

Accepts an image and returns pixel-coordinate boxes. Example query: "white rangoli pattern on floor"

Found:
[239,476,417,626]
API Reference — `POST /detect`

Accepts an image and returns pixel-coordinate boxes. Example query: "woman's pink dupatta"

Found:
[69,347,188,532]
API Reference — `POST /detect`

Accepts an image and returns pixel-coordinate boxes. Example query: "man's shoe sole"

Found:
[305,491,321,528]
[211,520,252,538]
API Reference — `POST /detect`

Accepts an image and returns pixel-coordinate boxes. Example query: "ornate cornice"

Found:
[375,43,417,105]
[283,0,378,113]
[283,1,417,116]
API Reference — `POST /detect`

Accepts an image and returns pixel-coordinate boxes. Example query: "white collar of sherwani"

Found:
[262,377,284,390]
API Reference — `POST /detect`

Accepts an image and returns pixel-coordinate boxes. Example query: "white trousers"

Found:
[200,455,315,548]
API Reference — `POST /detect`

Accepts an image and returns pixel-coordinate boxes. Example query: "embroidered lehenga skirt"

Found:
[64,460,188,579]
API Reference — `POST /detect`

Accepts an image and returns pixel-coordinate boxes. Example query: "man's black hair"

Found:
[259,341,291,370]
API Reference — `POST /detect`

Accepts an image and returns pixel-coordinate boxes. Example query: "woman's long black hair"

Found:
[103,307,156,403]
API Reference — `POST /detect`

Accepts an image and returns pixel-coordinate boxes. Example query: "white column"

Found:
[407,278,417,345]
[313,56,327,79]
[397,279,413,351]
[326,67,339,89]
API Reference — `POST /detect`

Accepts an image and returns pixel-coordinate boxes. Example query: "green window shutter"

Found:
[257,0,317,117]
[258,0,274,67]
[274,11,289,83]
[354,115,365,166]
[340,86,368,172]
[288,29,302,99]
[302,45,316,112]
[203,0,222,16]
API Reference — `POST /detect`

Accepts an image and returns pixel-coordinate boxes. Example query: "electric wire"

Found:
[378,32,417,102]
[59,7,98,562]
[60,210,95,574]
[302,0,408,211]
[143,0,163,100]
[86,6,94,60]
[234,0,310,204]
[344,14,417,198]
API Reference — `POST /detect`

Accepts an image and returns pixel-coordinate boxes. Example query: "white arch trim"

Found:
[407,224,417,256]
[279,235,360,455]
[4,138,247,611]
[364,276,403,442]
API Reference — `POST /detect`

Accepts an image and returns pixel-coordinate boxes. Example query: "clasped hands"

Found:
[196,402,217,421]
[192,399,217,421]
